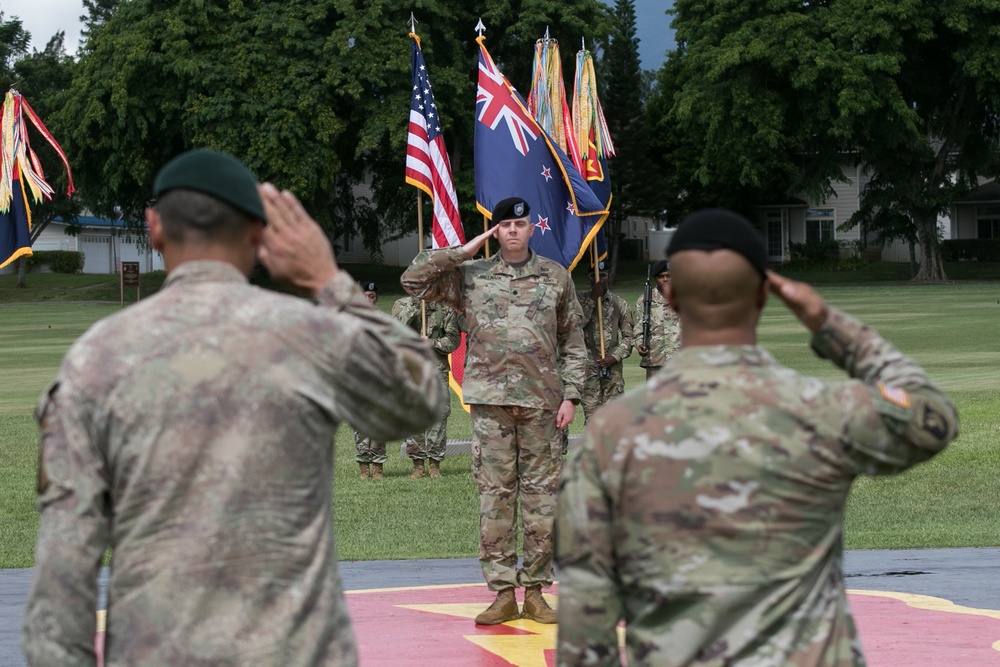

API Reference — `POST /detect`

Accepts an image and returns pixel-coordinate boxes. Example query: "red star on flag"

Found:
[535,215,551,235]
[541,165,552,182]
[566,200,576,215]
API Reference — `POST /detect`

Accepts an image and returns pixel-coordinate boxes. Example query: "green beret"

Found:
[667,208,767,277]
[153,149,265,222]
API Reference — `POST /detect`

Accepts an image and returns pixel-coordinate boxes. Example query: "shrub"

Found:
[788,240,840,263]
[27,251,84,274]
[940,239,1000,262]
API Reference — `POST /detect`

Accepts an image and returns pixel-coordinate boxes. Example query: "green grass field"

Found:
[1,271,998,567]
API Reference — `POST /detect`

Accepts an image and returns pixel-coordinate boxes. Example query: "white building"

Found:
[1,215,165,275]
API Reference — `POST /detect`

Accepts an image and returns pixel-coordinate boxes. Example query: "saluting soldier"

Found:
[556,209,959,667]
[402,196,587,626]
[22,150,445,666]
[392,295,462,478]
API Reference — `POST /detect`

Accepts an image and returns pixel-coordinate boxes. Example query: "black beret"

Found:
[153,149,265,221]
[651,260,670,277]
[666,209,767,277]
[491,197,530,224]
[360,281,378,292]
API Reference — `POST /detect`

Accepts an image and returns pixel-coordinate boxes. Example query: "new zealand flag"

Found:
[473,37,608,270]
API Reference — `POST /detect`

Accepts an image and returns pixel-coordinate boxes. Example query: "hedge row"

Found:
[27,250,84,274]
[940,239,1000,262]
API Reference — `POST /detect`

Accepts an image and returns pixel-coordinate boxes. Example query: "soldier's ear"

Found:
[756,276,768,311]
[664,283,679,314]
[147,208,164,251]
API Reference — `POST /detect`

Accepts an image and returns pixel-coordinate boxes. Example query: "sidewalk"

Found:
[4,548,999,666]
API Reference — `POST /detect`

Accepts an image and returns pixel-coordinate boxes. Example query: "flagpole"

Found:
[476,18,490,260]
[592,240,606,360]
[417,192,428,335]
[483,214,490,258]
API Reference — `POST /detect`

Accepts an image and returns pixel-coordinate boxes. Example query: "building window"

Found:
[976,207,1000,238]
[805,208,835,242]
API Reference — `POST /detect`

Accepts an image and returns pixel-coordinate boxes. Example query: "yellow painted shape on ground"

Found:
[401,594,559,667]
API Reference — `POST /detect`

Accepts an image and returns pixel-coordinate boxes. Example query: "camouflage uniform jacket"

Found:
[556,308,959,667]
[23,261,445,667]
[391,296,461,374]
[401,247,586,409]
[576,290,634,363]
[633,288,680,368]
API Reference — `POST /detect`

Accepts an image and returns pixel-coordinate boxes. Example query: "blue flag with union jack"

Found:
[474,37,608,270]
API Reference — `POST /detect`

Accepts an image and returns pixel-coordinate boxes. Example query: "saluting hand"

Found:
[767,271,829,333]
[461,225,499,258]
[258,183,338,296]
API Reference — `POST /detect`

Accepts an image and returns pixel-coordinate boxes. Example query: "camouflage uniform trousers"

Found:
[470,403,563,590]
[581,359,625,423]
[353,428,387,464]
[404,367,452,462]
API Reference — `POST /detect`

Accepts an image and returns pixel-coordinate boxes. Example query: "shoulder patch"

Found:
[878,382,911,409]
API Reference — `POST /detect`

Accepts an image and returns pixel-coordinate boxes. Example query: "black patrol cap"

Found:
[651,259,670,277]
[360,281,378,292]
[153,149,265,221]
[491,197,531,224]
[667,208,767,278]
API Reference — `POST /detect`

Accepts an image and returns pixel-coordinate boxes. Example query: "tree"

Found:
[600,0,658,280]
[60,0,611,257]
[61,0,349,235]
[654,0,1000,281]
[0,14,29,81]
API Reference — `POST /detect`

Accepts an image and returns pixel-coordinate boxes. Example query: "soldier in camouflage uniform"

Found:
[576,270,635,423]
[352,281,388,480]
[402,197,587,626]
[556,209,959,667]
[22,150,445,667]
[392,295,462,478]
[634,259,680,381]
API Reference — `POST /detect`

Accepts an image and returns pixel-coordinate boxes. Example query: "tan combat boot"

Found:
[428,459,441,478]
[409,459,425,479]
[359,463,370,479]
[371,463,384,480]
[474,588,519,625]
[521,586,557,624]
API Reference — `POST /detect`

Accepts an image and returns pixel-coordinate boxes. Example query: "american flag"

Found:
[405,34,469,409]
[405,35,465,249]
